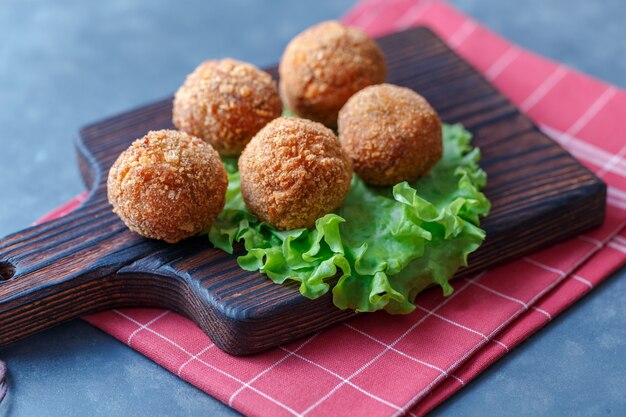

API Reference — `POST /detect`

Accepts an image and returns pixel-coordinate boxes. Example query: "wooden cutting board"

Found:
[0,27,605,355]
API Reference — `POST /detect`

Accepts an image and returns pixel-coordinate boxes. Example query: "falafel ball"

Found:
[107,129,228,243]
[338,84,442,187]
[279,20,387,128]
[238,117,353,230]
[173,58,282,157]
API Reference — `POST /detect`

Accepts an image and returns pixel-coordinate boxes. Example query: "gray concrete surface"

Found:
[1,0,625,416]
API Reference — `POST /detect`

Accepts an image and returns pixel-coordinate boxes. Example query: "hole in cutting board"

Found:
[0,262,15,281]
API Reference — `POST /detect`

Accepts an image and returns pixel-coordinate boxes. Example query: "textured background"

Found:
[1,1,625,416]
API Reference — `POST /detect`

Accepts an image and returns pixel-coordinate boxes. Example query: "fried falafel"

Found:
[338,84,442,186]
[279,20,387,128]
[238,117,352,230]
[173,58,282,157]
[107,129,228,243]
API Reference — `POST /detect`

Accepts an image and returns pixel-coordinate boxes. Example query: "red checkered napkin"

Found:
[39,1,626,416]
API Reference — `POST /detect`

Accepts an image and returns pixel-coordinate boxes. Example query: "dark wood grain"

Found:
[0,27,606,355]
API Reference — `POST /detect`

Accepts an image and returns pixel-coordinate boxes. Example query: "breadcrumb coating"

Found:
[173,58,282,157]
[338,84,442,186]
[238,117,353,230]
[107,130,228,243]
[279,20,387,128]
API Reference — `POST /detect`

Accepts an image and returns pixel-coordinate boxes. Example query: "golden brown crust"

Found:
[238,117,353,230]
[107,129,228,243]
[279,20,387,128]
[338,83,442,186]
[173,58,282,157]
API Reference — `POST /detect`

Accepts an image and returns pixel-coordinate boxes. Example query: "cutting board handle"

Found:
[0,197,163,345]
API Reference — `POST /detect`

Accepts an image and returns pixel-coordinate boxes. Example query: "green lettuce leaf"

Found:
[208,124,490,313]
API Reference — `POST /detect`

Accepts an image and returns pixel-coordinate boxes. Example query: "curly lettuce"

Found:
[209,124,490,313]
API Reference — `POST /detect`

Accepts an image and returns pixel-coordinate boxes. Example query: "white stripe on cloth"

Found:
[518,65,568,113]
[177,344,214,377]
[412,304,511,350]
[127,310,170,345]
[541,125,626,178]
[351,0,394,30]
[608,240,626,254]
[468,278,553,319]
[280,345,415,416]
[612,235,626,246]
[561,86,618,146]
[572,275,594,289]
[394,0,436,31]
[228,334,318,407]
[393,285,551,416]
[397,233,617,415]
[485,47,521,81]
[447,20,477,49]
[577,235,603,248]
[344,322,467,384]
[597,144,626,179]
[112,310,303,417]
[300,276,479,416]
